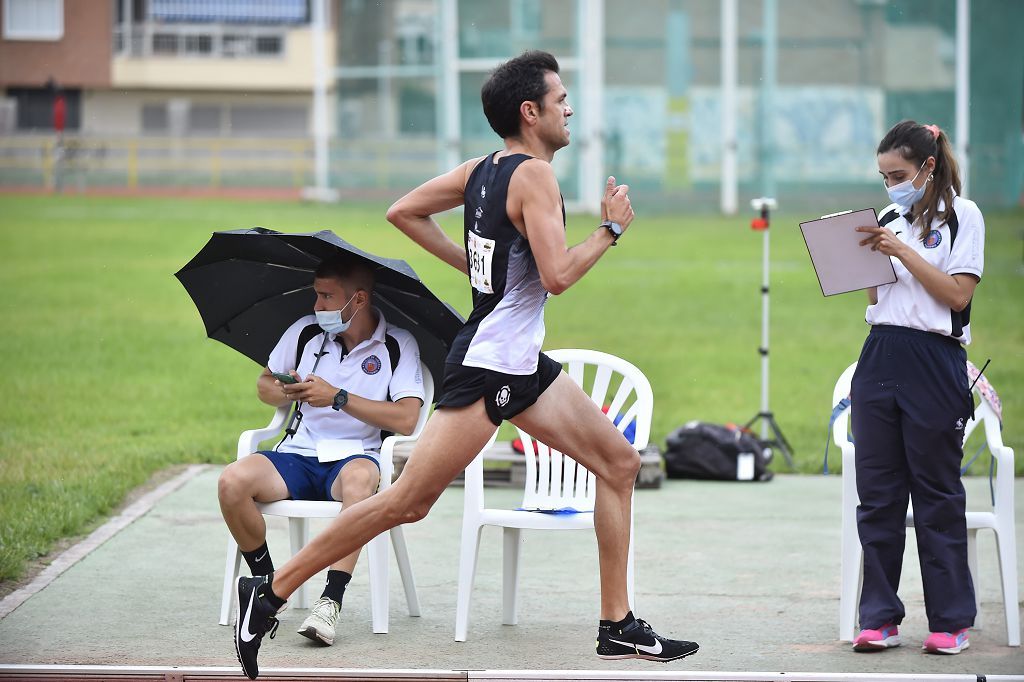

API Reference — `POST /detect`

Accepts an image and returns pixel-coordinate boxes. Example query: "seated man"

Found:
[218,254,424,646]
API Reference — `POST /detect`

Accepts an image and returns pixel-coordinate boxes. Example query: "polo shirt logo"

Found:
[924,229,942,248]
[362,355,382,375]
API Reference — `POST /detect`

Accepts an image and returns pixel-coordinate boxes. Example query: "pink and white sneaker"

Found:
[853,624,902,651]
[923,628,970,654]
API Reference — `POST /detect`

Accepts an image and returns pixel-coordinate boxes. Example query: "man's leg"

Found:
[509,372,639,620]
[327,458,382,575]
[509,372,698,662]
[218,454,290,574]
[298,457,382,646]
[271,400,498,600]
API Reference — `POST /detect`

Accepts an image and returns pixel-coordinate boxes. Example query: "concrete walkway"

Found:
[0,466,1020,677]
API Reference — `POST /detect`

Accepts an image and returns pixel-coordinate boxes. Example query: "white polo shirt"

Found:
[865,193,985,344]
[267,310,424,457]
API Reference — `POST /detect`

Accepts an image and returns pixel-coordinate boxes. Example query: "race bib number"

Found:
[467,232,495,294]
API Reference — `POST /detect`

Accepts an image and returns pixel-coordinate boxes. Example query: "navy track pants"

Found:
[850,324,976,633]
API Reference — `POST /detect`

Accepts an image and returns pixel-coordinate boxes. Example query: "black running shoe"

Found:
[234,575,283,679]
[596,618,699,662]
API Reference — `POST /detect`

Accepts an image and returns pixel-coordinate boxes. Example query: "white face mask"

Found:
[885,161,929,210]
[315,293,359,334]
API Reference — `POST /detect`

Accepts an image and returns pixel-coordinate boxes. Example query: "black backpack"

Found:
[663,421,773,482]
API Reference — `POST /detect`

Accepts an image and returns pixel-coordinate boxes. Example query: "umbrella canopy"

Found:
[174,227,464,383]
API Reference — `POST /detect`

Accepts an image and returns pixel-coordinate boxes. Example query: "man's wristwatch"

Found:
[331,388,349,411]
[600,220,623,245]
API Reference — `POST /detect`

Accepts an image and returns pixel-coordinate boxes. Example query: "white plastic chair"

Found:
[218,361,432,633]
[833,361,1019,646]
[454,349,652,642]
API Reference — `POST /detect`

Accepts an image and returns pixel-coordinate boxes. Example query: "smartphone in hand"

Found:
[271,371,298,384]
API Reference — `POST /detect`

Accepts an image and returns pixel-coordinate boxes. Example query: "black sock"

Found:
[259,574,287,610]
[241,542,274,576]
[321,570,352,605]
[599,611,636,632]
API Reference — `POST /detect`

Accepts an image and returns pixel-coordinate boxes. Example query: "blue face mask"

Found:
[885,162,929,210]
[315,293,359,335]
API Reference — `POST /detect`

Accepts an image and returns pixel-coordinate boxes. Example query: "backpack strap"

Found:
[384,333,401,401]
[278,324,327,448]
[295,323,325,371]
[380,333,403,443]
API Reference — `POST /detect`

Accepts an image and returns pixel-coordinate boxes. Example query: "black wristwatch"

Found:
[600,220,623,245]
[331,388,349,411]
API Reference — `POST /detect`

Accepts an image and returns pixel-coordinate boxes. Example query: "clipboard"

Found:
[799,208,898,296]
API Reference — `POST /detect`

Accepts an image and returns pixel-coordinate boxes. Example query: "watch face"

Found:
[333,390,348,409]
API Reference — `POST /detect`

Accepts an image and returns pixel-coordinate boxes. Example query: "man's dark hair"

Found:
[481,50,560,139]
[314,254,375,293]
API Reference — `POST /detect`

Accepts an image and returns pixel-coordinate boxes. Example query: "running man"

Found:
[233,50,699,679]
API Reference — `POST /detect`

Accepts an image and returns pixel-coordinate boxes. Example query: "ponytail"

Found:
[877,120,961,239]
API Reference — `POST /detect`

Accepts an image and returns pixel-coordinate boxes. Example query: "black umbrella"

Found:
[174,227,464,383]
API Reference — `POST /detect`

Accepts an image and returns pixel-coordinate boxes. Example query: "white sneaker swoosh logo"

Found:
[609,637,663,655]
[239,588,258,643]
[254,551,267,562]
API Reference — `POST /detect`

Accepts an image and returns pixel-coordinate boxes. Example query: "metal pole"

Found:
[438,0,461,172]
[760,219,770,442]
[308,0,335,201]
[720,0,738,214]
[577,0,605,215]
[759,0,777,199]
[955,0,970,197]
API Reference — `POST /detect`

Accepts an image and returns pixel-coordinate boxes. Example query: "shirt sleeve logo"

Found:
[361,355,382,375]
[924,229,942,248]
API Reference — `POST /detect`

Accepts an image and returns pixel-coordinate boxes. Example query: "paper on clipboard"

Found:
[799,208,898,296]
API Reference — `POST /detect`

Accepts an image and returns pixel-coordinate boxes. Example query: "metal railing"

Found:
[0,134,445,193]
[0,134,313,190]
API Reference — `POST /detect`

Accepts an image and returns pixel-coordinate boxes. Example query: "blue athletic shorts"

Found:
[257,450,379,502]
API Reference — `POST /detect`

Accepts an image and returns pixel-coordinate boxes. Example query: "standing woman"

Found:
[850,120,984,655]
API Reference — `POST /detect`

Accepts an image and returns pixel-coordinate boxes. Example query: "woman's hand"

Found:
[856,226,907,260]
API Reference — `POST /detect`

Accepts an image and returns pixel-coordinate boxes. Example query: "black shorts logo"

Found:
[496,385,511,407]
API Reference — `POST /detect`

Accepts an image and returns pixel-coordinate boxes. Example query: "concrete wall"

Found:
[111,27,333,92]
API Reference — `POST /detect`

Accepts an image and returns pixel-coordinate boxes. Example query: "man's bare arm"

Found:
[386,158,484,274]
[512,162,633,295]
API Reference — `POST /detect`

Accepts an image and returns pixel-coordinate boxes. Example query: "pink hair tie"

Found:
[924,124,941,140]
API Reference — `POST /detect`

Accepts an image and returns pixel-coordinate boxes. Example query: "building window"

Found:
[6,87,79,130]
[3,0,64,41]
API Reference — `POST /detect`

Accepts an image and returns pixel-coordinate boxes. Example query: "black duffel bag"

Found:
[663,421,773,482]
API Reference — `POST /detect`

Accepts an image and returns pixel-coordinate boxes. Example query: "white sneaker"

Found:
[297,597,341,645]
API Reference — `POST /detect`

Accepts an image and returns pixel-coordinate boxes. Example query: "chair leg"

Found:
[390,525,420,617]
[367,531,390,634]
[455,523,483,642]
[993,527,1021,646]
[220,536,243,626]
[289,518,310,610]
[502,527,522,626]
[967,530,982,630]
[838,516,863,642]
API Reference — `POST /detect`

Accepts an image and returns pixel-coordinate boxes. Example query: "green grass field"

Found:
[1,194,1021,583]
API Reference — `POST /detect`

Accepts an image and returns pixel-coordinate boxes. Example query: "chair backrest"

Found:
[831,360,1006,464]
[408,360,435,438]
[831,362,858,448]
[513,349,653,512]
